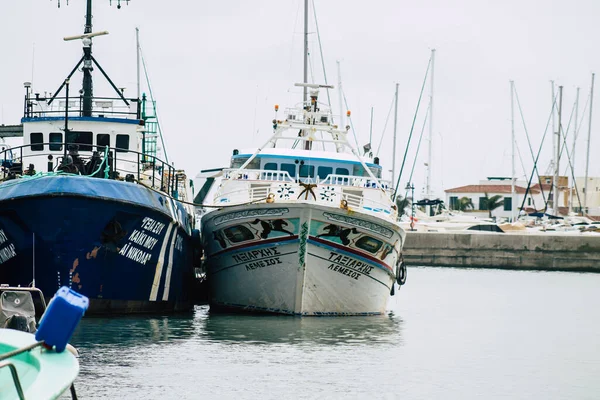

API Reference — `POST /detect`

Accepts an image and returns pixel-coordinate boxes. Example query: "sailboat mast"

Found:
[584,73,595,214]
[554,86,563,216]
[426,49,435,198]
[303,0,308,105]
[550,81,556,175]
[570,87,580,215]
[510,80,516,222]
[82,0,94,117]
[392,83,399,188]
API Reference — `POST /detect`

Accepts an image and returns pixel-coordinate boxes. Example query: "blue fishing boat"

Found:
[0,0,197,314]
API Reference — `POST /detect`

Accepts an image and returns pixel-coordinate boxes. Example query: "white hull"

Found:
[202,203,405,315]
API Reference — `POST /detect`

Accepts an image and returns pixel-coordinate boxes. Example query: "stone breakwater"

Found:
[403,231,600,272]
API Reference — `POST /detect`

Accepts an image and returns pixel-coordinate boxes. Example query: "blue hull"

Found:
[0,175,195,314]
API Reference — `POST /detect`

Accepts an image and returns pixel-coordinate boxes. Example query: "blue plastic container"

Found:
[35,287,89,352]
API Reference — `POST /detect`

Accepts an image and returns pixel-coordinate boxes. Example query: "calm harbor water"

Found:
[67,267,600,399]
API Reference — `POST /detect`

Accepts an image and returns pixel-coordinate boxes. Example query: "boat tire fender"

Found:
[396,258,407,286]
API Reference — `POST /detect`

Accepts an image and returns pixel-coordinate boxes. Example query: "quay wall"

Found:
[403,232,600,272]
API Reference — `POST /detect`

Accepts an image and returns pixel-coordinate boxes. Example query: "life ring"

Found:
[396,258,407,286]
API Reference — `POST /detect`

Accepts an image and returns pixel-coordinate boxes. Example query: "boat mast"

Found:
[392,83,399,187]
[550,81,556,176]
[553,86,563,216]
[82,0,94,117]
[136,27,141,102]
[584,73,595,214]
[510,80,516,222]
[570,87,580,215]
[426,48,435,198]
[303,0,308,105]
[337,60,344,129]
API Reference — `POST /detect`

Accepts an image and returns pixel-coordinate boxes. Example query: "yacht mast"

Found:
[303,0,309,105]
[392,83,399,187]
[584,73,595,214]
[570,87,580,215]
[426,49,435,197]
[553,86,563,216]
[510,80,516,222]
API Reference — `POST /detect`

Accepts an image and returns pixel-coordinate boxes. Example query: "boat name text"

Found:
[327,252,373,275]
[232,247,283,271]
[0,230,17,265]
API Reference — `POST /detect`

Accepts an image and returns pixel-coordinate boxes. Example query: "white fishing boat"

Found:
[200,79,407,315]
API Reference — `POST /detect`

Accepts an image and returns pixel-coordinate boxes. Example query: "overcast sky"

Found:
[1,0,598,199]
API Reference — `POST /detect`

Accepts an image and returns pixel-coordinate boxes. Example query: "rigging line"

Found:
[514,85,547,205]
[557,101,586,213]
[311,0,332,110]
[287,0,302,83]
[403,103,430,200]
[139,45,169,164]
[375,93,396,157]
[520,92,558,213]
[392,55,433,201]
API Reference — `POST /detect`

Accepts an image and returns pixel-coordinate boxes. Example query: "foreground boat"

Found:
[0,1,196,314]
[201,82,407,315]
[1,286,86,399]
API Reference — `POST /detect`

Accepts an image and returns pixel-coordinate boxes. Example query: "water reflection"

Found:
[70,311,196,349]
[197,307,403,346]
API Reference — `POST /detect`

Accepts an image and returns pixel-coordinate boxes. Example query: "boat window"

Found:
[96,133,110,150]
[30,132,44,151]
[317,166,333,179]
[223,225,254,243]
[504,198,512,211]
[299,164,315,178]
[230,156,260,169]
[49,132,63,151]
[336,167,349,176]
[116,134,130,153]
[281,163,296,178]
[264,162,278,171]
[353,165,366,176]
[67,131,93,152]
[355,236,383,253]
[369,166,382,178]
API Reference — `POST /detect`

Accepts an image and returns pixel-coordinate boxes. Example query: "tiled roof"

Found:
[445,184,538,194]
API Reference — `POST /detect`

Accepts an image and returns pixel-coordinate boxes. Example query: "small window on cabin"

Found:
[30,133,43,151]
[281,163,296,178]
[231,157,248,168]
[317,166,333,179]
[116,134,130,153]
[49,132,62,151]
[223,225,254,243]
[369,166,382,178]
[96,134,110,150]
[67,131,93,151]
[299,165,315,178]
[336,167,349,176]
[264,163,278,171]
[353,165,366,176]
[355,236,383,254]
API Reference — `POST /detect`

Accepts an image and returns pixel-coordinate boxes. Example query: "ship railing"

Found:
[23,95,140,120]
[222,168,392,191]
[213,180,397,219]
[0,142,183,199]
[222,168,294,182]
[319,174,392,190]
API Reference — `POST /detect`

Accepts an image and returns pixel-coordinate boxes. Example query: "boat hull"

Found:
[0,176,195,315]
[202,203,405,315]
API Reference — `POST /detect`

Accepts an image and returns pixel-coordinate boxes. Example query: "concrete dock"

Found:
[403,232,600,272]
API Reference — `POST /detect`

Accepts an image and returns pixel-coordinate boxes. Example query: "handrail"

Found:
[0,361,25,400]
[24,95,140,120]
[0,142,180,198]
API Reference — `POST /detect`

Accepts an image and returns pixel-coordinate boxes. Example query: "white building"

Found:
[445,177,544,220]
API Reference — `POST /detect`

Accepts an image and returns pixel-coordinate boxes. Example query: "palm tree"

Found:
[456,197,474,211]
[483,192,504,218]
